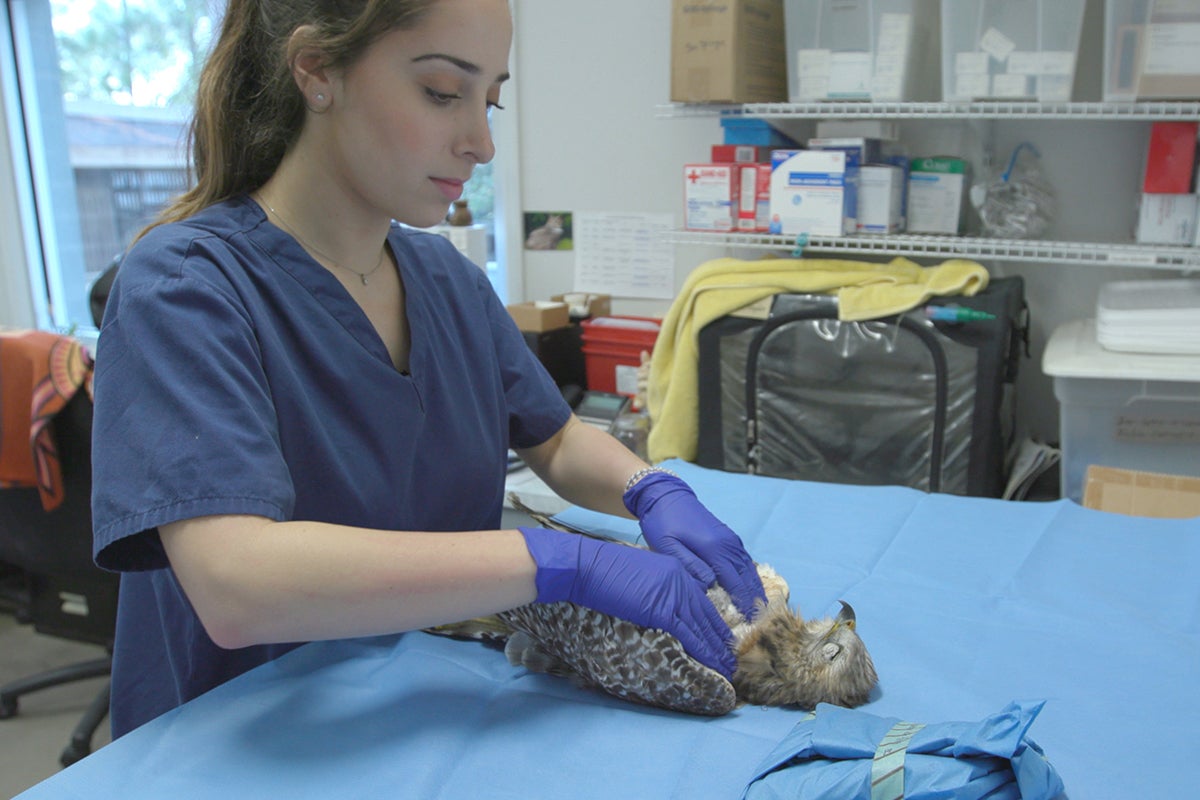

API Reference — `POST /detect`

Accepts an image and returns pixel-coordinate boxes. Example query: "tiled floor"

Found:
[0,612,112,799]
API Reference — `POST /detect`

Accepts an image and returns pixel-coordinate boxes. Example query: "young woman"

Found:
[91,0,764,738]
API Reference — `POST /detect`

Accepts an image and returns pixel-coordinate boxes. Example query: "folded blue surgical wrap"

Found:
[743,700,1063,800]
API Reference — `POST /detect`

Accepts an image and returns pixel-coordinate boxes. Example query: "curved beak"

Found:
[835,601,856,630]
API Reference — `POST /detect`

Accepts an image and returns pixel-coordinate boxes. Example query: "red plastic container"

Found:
[580,316,662,396]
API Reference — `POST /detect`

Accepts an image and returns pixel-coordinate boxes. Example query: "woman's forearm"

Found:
[160,515,538,649]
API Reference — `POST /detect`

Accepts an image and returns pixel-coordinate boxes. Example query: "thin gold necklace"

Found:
[256,193,386,286]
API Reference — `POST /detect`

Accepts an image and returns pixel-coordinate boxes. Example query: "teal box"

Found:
[721,118,799,148]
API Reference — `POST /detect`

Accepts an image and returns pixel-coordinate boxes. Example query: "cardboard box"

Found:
[506,301,569,332]
[1143,121,1198,194]
[551,292,612,320]
[768,149,849,237]
[1083,465,1200,519]
[684,163,738,231]
[670,0,787,103]
[1136,193,1198,244]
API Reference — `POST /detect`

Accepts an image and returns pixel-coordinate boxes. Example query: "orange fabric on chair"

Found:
[0,330,94,510]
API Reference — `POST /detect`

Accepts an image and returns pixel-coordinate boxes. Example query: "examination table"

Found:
[16,461,1198,798]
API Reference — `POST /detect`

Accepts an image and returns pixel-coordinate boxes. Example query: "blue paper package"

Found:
[742,700,1065,800]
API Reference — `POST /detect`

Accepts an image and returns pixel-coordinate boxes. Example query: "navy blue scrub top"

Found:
[91,196,571,737]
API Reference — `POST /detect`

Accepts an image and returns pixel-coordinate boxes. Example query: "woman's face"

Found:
[323,0,512,228]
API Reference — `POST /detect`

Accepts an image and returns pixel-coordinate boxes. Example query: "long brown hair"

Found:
[142,0,436,238]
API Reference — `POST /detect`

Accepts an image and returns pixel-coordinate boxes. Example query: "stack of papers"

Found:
[1097,279,1200,354]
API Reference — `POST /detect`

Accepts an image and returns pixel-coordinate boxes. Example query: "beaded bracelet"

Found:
[623,466,678,494]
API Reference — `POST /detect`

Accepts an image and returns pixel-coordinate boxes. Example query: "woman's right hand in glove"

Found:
[519,527,736,679]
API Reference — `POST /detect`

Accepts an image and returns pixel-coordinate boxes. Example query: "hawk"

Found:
[428,499,878,716]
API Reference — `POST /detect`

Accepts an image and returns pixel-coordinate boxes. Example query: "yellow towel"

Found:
[646,256,989,463]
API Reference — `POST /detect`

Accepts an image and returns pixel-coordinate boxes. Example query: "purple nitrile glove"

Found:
[623,472,766,621]
[519,527,737,679]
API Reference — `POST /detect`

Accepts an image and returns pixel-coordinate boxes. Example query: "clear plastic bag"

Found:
[970,142,1056,239]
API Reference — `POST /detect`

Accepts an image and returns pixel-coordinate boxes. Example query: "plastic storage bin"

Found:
[580,317,662,397]
[784,0,941,102]
[1105,0,1200,102]
[1043,319,1200,503]
[941,0,1085,102]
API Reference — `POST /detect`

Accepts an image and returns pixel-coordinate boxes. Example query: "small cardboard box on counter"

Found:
[670,0,787,104]
[506,301,570,332]
[1083,465,1200,519]
[551,292,612,321]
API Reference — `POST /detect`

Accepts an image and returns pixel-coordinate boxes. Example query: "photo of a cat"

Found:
[523,211,573,251]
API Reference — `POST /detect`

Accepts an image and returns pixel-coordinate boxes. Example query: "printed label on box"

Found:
[993,73,1031,97]
[796,49,833,100]
[683,164,736,231]
[768,150,847,237]
[1144,23,1200,75]
[1136,194,1198,244]
[1115,414,1200,444]
[907,158,966,235]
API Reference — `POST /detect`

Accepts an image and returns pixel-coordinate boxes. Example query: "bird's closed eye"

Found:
[821,643,842,661]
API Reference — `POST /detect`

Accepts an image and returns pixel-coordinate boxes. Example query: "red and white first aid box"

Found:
[738,164,771,232]
[684,163,738,231]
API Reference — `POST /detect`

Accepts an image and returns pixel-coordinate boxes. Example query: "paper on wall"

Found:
[573,212,675,300]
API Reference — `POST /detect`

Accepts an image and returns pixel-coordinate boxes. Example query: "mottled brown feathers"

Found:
[431,560,878,716]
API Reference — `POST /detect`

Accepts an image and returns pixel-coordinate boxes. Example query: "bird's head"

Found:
[732,600,877,709]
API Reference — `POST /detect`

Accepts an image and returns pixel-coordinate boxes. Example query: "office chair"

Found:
[0,267,121,767]
[0,385,116,767]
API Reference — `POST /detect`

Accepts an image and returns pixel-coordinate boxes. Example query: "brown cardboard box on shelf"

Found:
[551,293,612,320]
[506,301,570,332]
[1082,465,1200,519]
[670,0,787,104]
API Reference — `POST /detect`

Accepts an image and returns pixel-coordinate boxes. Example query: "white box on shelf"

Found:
[1043,319,1200,503]
[768,149,849,237]
[941,0,1085,102]
[1105,0,1200,102]
[906,156,967,235]
[785,0,941,103]
[857,164,904,233]
[1135,193,1198,245]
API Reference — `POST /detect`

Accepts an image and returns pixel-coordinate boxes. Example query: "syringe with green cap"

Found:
[924,306,996,322]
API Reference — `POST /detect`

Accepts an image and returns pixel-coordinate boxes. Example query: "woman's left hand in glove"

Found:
[624,470,767,620]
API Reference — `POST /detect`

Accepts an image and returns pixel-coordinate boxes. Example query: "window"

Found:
[2,0,511,333]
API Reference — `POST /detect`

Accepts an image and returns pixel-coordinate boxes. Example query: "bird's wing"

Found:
[499,601,737,716]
